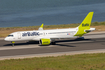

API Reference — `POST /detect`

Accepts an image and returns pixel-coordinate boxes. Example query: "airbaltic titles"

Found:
[22,32,39,37]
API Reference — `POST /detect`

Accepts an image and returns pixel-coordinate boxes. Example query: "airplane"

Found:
[4,12,95,45]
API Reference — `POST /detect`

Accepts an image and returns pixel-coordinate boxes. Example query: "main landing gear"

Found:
[76,37,85,40]
[51,41,56,45]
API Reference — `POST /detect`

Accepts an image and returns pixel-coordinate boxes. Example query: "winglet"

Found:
[38,23,44,30]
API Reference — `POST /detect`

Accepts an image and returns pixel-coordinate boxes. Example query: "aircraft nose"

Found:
[4,37,9,41]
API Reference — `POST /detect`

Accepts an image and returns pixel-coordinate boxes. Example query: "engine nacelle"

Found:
[39,39,51,45]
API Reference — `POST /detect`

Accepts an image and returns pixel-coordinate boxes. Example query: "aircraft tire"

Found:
[51,42,56,45]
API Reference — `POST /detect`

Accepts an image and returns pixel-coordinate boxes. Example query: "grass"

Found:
[0,21,105,37]
[0,53,105,70]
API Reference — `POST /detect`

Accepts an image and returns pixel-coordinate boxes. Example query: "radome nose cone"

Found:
[4,38,8,41]
[4,38,7,41]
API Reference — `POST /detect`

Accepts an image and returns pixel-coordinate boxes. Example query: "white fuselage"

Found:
[5,28,78,41]
[4,12,95,44]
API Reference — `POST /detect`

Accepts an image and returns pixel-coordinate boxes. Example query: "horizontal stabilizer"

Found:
[85,28,95,33]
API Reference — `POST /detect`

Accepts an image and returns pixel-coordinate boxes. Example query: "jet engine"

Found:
[39,39,51,45]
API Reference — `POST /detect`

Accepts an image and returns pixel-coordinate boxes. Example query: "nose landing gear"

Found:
[11,41,15,47]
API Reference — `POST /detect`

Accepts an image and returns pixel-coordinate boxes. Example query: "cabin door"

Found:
[17,33,21,39]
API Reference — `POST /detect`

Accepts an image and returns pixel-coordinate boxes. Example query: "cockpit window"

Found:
[7,35,14,37]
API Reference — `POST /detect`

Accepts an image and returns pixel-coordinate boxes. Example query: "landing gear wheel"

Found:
[76,37,85,40]
[51,42,56,45]
[79,37,85,40]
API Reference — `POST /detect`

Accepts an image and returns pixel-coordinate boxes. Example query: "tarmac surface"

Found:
[0,32,105,60]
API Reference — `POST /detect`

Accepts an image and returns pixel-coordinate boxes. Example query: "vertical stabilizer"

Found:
[75,12,94,36]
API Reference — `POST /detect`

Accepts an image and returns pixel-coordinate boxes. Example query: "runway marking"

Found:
[1,49,105,60]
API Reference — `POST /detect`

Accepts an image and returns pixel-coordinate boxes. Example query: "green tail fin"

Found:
[75,12,94,37]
